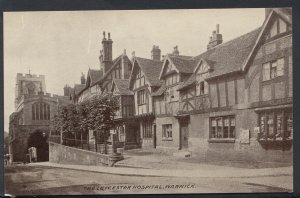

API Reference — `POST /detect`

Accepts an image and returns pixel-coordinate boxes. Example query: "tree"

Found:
[87,93,119,153]
[50,93,120,153]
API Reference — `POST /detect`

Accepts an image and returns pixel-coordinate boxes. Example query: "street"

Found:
[5,164,292,195]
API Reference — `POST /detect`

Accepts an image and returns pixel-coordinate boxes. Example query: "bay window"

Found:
[258,109,293,141]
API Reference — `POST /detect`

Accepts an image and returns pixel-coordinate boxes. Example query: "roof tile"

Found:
[135,57,164,87]
[113,79,133,95]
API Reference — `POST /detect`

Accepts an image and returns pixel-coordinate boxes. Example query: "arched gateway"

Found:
[27,129,49,162]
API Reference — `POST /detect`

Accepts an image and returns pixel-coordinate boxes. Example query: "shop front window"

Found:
[258,109,292,141]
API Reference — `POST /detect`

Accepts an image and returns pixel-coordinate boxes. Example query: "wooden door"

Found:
[180,123,189,149]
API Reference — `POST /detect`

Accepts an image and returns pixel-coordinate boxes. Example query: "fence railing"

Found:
[48,135,61,144]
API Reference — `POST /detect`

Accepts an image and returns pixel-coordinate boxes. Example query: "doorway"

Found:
[27,129,49,162]
[180,123,189,150]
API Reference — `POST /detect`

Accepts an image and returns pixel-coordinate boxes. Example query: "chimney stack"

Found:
[64,84,71,96]
[151,45,161,61]
[100,31,113,73]
[172,45,179,55]
[207,24,223,50]
[81,72,86,84]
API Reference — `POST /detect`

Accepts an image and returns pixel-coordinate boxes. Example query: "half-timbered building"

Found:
[151,8,292,162]
[110,79,139,149]
[75,32,132,104]
[129,50,163,148]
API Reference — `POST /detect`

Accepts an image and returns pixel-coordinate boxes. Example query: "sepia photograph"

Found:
[3,7,293,195]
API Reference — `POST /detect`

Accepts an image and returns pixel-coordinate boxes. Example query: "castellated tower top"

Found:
[15,72,47,110]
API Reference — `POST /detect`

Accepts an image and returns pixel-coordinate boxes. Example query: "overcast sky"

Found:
[4,8,265,132]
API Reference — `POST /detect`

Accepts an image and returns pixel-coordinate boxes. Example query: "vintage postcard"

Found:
[4,8,293,195]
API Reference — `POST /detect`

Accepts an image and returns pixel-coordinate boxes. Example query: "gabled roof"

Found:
[193,58,215,73]
[151,83,166,96]
[168,54,198,74]
[74,84,86,95]
[177,74,196,91]
[241,9,292,71]
[112,79,133,95]
[77,54,127,97]
[95,54,123,85]
[272,8,292,24]
[159,54,197,79]
[178,9,292,91]
[194,27,262,79]
[130,57,164,88]
[88,69,103,85]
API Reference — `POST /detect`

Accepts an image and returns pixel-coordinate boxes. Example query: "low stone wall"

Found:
[49,142,123,166]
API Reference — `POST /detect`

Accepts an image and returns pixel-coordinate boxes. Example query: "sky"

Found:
[3,8,265,132]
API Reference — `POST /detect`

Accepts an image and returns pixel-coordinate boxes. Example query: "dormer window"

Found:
[165,73,178,86]
[195,60,210,96]
[196,72,208,96]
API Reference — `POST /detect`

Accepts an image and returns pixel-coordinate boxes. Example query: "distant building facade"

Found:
[9,73,71,162]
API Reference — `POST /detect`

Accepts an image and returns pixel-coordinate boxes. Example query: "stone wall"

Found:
[9,124,50,162]
[49,142,117,166]
[155,116,180,150]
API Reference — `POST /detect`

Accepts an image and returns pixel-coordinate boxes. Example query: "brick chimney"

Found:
[81,72,86,84]
[64,84,71,96]
[151,45,161,61]
[172,45,179,55]
[207,24,223,50]
[100,31,113,74]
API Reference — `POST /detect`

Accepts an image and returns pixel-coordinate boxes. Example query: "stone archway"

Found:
[27,129,49,162]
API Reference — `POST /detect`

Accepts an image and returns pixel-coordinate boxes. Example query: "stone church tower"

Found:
[15,73,46,110]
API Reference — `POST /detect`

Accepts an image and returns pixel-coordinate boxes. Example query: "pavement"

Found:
[28,149,293,179]
[5,164,293,194]
[29,161,292,178]
[116,149,293,170]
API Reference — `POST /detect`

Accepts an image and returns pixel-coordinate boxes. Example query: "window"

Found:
[162,124,172,140]
[210,116,235,139]
[262,58,285,81]
[142,121,152,138]
[196,73,208,96]
[32,102,50,120]
[122,105,133,116]
[165,73,178,86]
[258,109,293,140]
[137,89,146,105]
[135,69,145,88]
